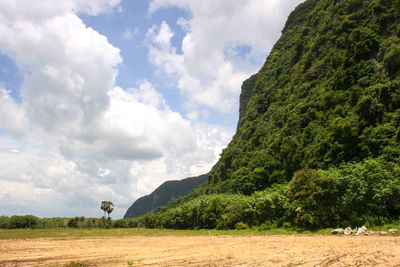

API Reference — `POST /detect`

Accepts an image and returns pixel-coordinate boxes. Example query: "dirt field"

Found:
[1,234,399,266]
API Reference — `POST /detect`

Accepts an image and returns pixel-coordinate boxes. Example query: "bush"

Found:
[348,27,380,61]
[383,45,400,76]
[281,222,292,229]
[234,222,248,230]
[334,159,400,226]
[258,221,275,231]
[286,168,340,228]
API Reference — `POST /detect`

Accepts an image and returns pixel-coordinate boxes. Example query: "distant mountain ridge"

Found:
[124,174,207,218]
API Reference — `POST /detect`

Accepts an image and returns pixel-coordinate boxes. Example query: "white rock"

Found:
[380,231,388,236]
[356,226,368,236]
[389,229,398,234]
[344,227,356,235]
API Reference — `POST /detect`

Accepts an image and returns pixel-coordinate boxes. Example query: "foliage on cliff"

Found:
[207,0,400,195]
[127,0,400,229]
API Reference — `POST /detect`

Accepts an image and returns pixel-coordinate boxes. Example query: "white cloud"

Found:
[147,0,304,115]
[0,82,231,217]
[0,0,122,21]
[147,21,247,114]
[0,1,232,218]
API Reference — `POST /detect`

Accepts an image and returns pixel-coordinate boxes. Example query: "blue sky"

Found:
[80,3,193,120]
[0,0,303,218]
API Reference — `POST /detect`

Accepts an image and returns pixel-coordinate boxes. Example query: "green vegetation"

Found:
[125,0,400,229]
[0,227,349,240]
[0,215,38,229]
[121,160,399,229]
[0,216,105,229]
[124,174,207,218]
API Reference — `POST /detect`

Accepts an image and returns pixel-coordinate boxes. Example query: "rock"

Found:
[389,229,398,234]
[380,231,388,236]
[344,227,356,235]
[331,228,344,235]
[356,226,368,236]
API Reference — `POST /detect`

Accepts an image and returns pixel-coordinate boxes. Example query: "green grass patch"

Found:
[1,222,398,240]
[0,227,334,239]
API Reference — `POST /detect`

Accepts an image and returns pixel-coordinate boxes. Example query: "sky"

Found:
[0,0,304,219]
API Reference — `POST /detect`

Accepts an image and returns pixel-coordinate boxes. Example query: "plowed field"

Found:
[1,235,400,266]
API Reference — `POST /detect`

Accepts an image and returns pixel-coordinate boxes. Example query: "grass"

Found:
[0,227,332,239]
[0,223,398,239]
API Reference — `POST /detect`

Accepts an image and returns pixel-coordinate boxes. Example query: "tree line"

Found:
[0,216,105,229]
[1,201,115,229]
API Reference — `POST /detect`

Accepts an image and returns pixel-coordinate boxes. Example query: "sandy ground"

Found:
[0,235,400,266]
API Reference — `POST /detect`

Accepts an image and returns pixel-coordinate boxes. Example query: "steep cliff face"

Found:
[126,0,400,228]
[206,0,400,194]
[124,174,207,218]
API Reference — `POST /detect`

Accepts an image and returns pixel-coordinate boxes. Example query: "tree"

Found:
[100,201,114,229]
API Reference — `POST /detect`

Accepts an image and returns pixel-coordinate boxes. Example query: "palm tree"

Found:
[100,201,114,228]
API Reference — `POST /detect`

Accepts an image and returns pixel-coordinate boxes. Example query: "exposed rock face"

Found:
[389,229,398,234]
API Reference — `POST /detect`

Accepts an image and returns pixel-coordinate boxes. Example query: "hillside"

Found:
[208,0,400,194]
[128,0,400,229]
[124,174,207,218]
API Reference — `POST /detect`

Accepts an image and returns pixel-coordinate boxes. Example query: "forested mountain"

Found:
[128,0,400,229]
[124,174,207,218]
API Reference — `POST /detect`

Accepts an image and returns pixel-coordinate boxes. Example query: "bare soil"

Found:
[0,235,399,266]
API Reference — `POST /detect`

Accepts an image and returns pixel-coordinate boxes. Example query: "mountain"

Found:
[207,0,400,194]
[129,0,400,229]
[124,174,207,218]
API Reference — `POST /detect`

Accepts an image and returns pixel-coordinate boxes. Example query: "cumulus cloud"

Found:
[0,81,230,217]
[147,0,304,115]
[146,21,247,114]
[0,137,129,217]
[0,0,232,218]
